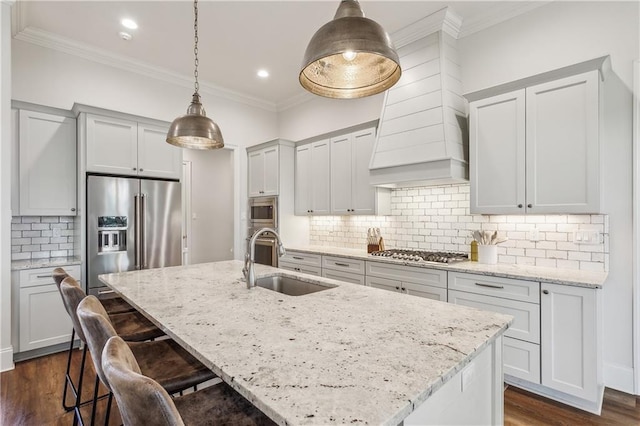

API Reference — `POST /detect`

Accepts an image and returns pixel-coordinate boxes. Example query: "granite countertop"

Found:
[11,256,81,271]
[100,260,511,426]
[286,245,607,289]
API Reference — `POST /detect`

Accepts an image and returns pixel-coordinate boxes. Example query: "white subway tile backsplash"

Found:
[11,216,76,261]
[309,183,608,272]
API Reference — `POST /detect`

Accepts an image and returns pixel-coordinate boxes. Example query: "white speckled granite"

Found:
[100,261,511,426]
[286,245,607,289]
[11,256,81,271]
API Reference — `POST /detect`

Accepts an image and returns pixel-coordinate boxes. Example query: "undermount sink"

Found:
[255,276,336,296]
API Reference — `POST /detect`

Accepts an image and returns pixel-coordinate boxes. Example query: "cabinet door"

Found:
[248,149,265,197]
[310,140,331,215]
[469,90,526,214]
[541,283,598,401]
[366,276,401,293]
[403,282,447,301]
[262,146,279,196]
[86,114,138,175]
[351,128,377,215]
[526,71,599,213]
[18,110,77,216]
[137,123,182,180]
[19,284,73,352]
[295,145,311,214]
[330,134,352,214]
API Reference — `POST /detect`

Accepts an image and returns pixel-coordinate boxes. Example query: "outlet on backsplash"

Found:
[308,183,609,272]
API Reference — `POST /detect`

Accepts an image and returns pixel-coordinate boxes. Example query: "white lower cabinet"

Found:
[279,251,322,276]
[366,261,447,302]
[14,265,80,355]
[503,336,541,384]
[322,256,365,285]
[541,282,601,402]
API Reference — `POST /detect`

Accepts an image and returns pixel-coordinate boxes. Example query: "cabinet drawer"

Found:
[279,261,321,277]
[323,256,365,274]
[366,261,447,288]
[322,268,365,286]
[281,251,322,267]
[448,290,540,344]
[19,265,81,288]
[504,337,541,384]
[448,272,539,303]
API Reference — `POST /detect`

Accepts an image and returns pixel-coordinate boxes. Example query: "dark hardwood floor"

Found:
[2,349,639,425]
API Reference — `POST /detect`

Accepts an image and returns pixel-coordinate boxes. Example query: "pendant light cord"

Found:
[193,0,200,95]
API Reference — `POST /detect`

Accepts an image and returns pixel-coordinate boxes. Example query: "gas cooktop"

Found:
[370,249,469,264]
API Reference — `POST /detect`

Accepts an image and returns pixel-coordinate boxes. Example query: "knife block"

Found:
[367,244,380,253]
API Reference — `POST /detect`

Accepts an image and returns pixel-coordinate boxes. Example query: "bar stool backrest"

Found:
[103,336,186,426]
[59,277,88,343]
[52,267,69,288]
[76,295,119,391]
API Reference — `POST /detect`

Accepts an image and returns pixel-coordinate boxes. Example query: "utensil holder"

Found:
[477,245,498,264]
[367,244,380,253]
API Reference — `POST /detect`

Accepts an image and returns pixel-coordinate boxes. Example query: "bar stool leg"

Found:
[62,328,77,411]
[104,392,113,426]
[90,374,101,426]
[72,345,88,426]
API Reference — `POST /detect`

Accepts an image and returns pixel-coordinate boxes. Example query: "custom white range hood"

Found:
[369,8,468,188]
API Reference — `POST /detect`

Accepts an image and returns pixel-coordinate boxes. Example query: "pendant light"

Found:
[167,0,224,150]
[299,0,401,99]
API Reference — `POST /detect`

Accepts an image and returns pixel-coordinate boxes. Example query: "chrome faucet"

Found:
[243,227,286,289]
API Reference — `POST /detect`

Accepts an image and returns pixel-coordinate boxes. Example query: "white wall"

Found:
[278,93,384,142]
[1,1,15,372]
[458,0,639,394]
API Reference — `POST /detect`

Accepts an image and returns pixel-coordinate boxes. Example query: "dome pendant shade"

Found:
[167,93,224,150]
[300,0,401,99]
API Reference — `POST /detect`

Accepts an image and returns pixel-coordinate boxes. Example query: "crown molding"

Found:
[13,26,278,112]
[392,7,463,47]
[276,90,315,112]
[9,0,24,36]
[458,1,553,39]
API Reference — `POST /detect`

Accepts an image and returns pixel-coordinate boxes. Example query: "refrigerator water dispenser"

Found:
[98,216,127,253]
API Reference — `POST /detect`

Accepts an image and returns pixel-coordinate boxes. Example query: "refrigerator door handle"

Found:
[141,193,147,269]
[134,194,141,270]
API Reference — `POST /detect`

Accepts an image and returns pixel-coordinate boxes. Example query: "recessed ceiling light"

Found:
[257,69,269,78]
[119,31,132,41]
[121,18,138,30]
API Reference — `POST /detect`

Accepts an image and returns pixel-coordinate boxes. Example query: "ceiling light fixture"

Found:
[166,0,224,150]
[121,18,138,30]
[257,69,269,78]
[299,0,401,99]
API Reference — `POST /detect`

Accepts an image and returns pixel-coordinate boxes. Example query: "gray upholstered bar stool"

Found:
[76,294,217,426]
[58,276,166,425]
[52,268,152,414]
[103,335,275,426]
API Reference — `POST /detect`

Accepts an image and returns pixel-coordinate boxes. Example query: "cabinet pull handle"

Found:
[98,289,115,295]
[542,289,549,294]
[36,274,52,278]
[292,256,304,260]
[335,262,350,267]
[475,282,504,289]
[527,204,533,208]
[517,204,523,208]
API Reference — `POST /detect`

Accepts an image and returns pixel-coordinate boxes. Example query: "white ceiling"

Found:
[12,1,548,110]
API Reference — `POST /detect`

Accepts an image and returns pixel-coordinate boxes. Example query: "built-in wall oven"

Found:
[248,196,279,267]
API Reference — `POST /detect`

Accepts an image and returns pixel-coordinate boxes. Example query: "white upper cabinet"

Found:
[468,58,607,214]
[295,140,331,215]
[85,112,181,180]
[137,123,183,180]
[526,72,600,214]
[248,144,279,197]
[470,90,526,214]
[16,108,77,216]
[330,127,390,215]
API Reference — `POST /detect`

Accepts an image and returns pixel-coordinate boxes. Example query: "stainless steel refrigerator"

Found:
[87,175,182,294]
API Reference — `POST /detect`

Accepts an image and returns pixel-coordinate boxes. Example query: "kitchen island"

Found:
[100,261,512,425]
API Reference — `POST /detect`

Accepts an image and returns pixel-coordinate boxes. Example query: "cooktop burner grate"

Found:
[370,249,469,264]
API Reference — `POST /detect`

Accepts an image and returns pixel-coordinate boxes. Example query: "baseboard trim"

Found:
[505,375,604,415]
[604,362,635,394]
[0,346,14,372]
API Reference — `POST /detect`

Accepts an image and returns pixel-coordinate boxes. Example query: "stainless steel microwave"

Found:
[248,196,278,229]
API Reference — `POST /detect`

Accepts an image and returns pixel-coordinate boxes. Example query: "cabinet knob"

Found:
[71,208,76,212]
[517,204,523,208]
[542,289,549,294]
[133,167,137,171]
[139,168,144,172]
[395,286,400,290]
[528,204,533,208]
